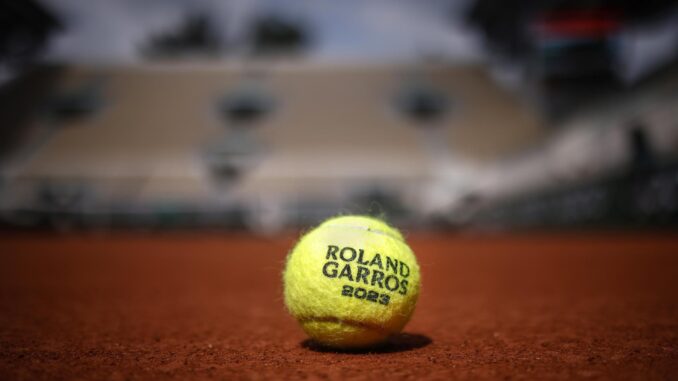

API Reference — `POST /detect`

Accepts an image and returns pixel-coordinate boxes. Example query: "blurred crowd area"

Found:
[1,0,678,232]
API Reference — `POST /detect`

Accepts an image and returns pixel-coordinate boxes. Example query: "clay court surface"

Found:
[1,232,677,380]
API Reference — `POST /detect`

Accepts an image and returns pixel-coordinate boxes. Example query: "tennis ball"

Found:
[283,215,420,348]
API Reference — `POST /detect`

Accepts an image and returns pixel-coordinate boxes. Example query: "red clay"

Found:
[1,232,677,380]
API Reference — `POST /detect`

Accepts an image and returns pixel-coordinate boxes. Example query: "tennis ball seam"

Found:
[297,316,394,335]
[323,224,405,243]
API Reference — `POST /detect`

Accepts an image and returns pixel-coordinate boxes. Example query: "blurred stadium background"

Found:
[1,0,678,233]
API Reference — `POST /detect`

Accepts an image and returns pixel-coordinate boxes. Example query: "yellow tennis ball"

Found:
[283,215,421,348]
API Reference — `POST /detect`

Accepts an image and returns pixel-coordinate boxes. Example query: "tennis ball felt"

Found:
[283,215,420,348]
